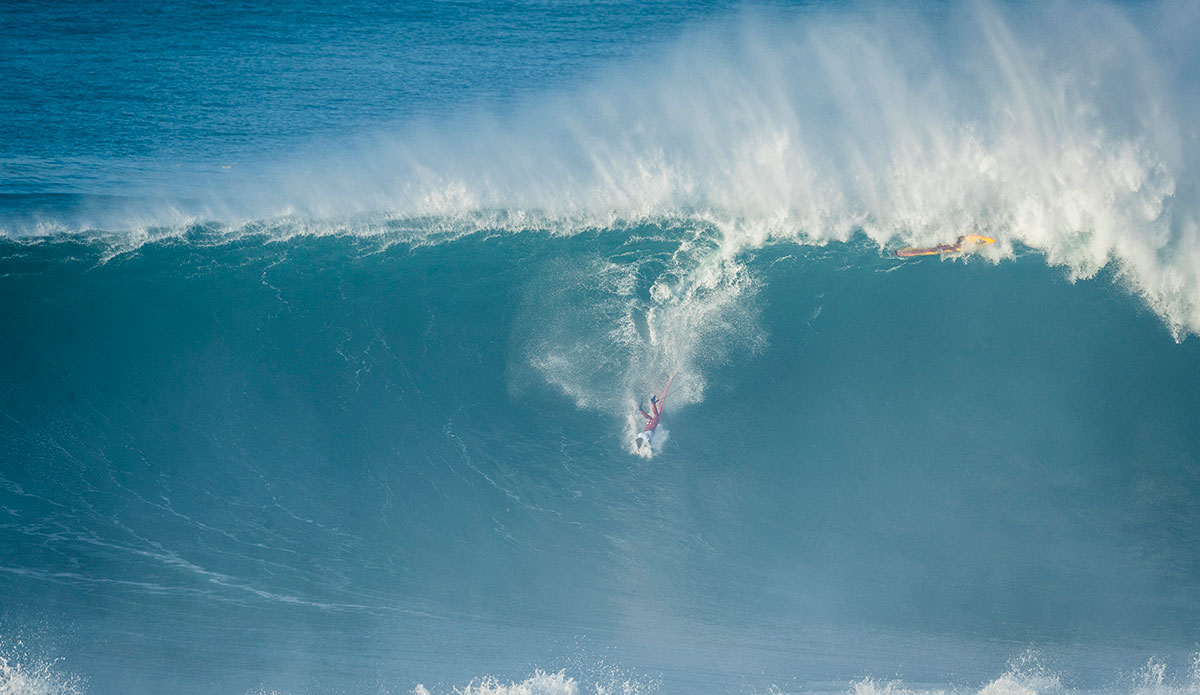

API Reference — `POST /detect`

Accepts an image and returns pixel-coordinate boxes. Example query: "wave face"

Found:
[3,1,1200,694]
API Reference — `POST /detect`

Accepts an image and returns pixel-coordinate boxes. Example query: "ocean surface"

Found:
[3,1,1200,693]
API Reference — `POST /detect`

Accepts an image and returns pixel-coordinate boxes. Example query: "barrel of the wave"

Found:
[896,234,996,258]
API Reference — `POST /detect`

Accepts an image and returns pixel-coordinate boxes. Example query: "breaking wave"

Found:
[4,2,1200,335]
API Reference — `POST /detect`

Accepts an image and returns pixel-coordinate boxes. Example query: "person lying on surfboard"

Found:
[635,375,674,451]
[895,234,995,258]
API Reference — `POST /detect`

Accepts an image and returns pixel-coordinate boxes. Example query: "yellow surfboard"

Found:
[896,235,995,258]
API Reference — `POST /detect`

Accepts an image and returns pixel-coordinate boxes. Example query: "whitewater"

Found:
[2,1,1200,693]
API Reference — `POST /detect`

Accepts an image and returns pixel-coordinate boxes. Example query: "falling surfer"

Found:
[635,374,674,452]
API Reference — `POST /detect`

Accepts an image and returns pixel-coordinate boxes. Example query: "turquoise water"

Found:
[3,2,1200,694]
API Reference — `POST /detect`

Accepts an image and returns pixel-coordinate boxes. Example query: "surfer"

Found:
[635,396,661,450]
[896,234,995,258]
[635,375,674,451]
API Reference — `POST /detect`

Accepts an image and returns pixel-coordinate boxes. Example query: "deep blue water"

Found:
[3,2,1200,694]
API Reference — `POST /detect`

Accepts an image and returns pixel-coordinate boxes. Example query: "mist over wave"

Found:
[0,644,85,695]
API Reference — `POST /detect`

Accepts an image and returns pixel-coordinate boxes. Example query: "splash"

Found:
[977,651,1064,695]
[0,652,85,695]
[1128,654,1200,695]
[510,223,762,432]
[847,651,1065,695]
[412,669,653,695]
[847,677,941,695]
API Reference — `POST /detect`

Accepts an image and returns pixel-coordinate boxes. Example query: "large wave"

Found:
[6,4,1200,694]
[288,0,1200,338]
[7,2,1199,337]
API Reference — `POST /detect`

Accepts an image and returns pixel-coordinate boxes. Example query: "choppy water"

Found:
[2,1,1200,694]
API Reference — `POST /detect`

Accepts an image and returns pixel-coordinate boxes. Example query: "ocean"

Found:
[2,1,1200,693]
